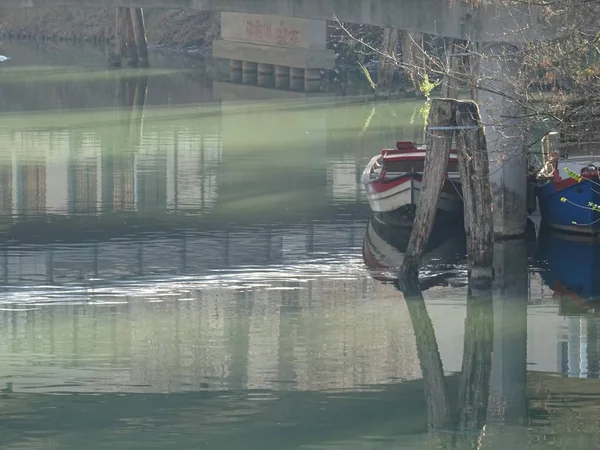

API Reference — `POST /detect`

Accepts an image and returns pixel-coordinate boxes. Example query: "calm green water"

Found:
[0,41,599,450]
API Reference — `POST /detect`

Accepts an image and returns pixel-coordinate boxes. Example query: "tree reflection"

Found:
[399,276,494,449]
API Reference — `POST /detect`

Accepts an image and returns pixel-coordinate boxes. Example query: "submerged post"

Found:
[455,100,494,281]
[397,99,455,287]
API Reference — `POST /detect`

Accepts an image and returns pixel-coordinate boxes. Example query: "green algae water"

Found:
[0,41,599,450]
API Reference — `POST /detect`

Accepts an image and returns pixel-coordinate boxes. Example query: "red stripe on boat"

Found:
[367,175,460,195]
[367,175,414,193]
[553,174,600,191]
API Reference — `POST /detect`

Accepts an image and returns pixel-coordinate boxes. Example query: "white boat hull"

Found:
[365,177,463,214]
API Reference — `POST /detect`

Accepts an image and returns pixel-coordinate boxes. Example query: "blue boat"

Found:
[535,134,600,235]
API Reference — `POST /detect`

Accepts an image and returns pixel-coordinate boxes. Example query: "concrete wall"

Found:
[221,12,326,50]
[7,0,543,42]
[214,12,335,90]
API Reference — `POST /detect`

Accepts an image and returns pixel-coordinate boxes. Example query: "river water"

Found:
[0,41,599,449]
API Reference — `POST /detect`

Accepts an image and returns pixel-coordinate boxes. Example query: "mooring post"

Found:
[107,7,123,68]
[115,8,127,67]
[455,100,494,281]
[130,8,149,68]
[397,98,455,286]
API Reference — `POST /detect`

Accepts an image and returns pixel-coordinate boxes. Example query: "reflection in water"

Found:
[537,229,600,379]
[362,214,466,285]
[2,41,600,449]
[399,263,493,448]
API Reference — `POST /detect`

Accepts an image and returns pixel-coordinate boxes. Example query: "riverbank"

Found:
[0,8,220,55]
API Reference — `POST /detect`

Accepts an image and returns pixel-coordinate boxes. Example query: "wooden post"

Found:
[121,7,138,67]
[109,7,124,68]
[130,7,149,68]
[455,100,494,281]
[397,99,455,286]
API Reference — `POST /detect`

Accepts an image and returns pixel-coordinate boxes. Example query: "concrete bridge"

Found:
[6,0,541,42]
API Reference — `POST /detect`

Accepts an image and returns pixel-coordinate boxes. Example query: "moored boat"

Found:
[361,141,463,226]
[535,134,600,235]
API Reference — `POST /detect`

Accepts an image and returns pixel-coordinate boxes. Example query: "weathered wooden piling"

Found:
[108,7,148,68]
[106,8,122,68]
[121,7,139,67]
[396,98,455,286]
[455,100,494,281]
[397,98,494,287]
[130,8,149,68]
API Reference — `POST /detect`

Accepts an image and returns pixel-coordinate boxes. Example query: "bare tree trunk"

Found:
[441,39,461,99]
[397,99,455,284]
[401,30,426,97]
[130,7,149,68]
[455,101,494,281]
[377,27,399,96]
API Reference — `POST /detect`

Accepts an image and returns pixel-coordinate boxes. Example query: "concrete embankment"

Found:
[0,8,220,55]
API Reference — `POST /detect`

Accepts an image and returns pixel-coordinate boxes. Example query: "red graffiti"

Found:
[243,19,301,47]
[245,20,273,40]
[275,23,300,46]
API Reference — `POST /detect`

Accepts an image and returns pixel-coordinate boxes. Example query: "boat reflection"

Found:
[362,213,466,284]
[536,228,600,379]
[536,227,600,309]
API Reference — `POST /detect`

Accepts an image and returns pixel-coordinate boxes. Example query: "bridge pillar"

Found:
[475,42,527,237]
[304,69,321,92]
[229,59,243,83]
[275,66,290,89]
[242,61,258,85]
[290,68,304,91]
[257,63,275,88]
